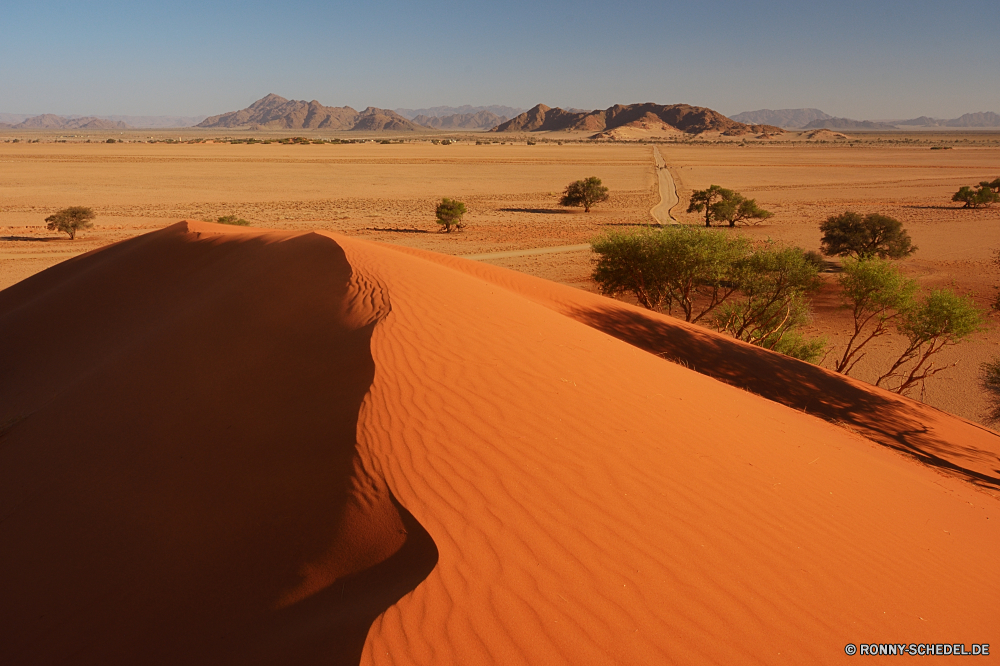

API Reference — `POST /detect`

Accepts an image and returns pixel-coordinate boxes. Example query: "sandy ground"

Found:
[2,221,997,665]
[2,136,999,424]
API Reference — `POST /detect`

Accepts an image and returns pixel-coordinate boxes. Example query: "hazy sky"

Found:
[1,0,996,119]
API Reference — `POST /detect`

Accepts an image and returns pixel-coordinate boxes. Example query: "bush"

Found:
[560,177,609,213]
[106,138,116,143]
[591,229,825,361]
[980,358,1000,424]
[820,211,916,259]
[436,198,466,232]
[45,206,95,240]
[216,215,250,226]
[591,226,750,320]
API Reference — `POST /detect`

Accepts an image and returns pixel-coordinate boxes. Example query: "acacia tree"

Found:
[436,197,467,232]
[819,211,916,259]
[591,226,750,322]
[875,289,986,396]
[952,184,1000,208]
[710,194,773,228]
[687,185,733,227]
[833,258,917,375]
[560,176,609,213]
[45,206,95,240]
[712,246,826,362]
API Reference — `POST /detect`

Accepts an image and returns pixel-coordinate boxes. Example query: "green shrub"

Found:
[435,198,466,232]
[216,215,250,226]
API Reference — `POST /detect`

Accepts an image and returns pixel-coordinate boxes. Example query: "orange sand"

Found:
[1,221,997,664]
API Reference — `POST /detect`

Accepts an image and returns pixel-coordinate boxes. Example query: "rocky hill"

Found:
[491,103,781,136]
[729,108,831,128]
[802,117,898,131]
[414,110,508,130]
[197,94,422,131]
[946,112,1000,128]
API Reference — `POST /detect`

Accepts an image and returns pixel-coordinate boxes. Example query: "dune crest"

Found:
[1,222,998,665]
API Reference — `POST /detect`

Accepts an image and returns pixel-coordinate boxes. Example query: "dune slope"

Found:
[1,222,998,665]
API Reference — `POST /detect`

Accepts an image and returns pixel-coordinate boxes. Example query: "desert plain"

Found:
[3,130,1000,421]
[2,129,1000,664]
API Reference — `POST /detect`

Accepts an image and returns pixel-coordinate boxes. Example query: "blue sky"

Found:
[1,0,996,119]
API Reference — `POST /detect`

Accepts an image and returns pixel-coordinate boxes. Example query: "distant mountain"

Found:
[491,103,782,136]
[413,111,508,130]
[197,94,423,131]
[897,116,944,127]
[9,114,131,130]
[395,105,524,120]
[0,113,32,125]
[729,108,831,128]
[945,112,1000,128]
[802,117,898,131]
[92,114,206,128]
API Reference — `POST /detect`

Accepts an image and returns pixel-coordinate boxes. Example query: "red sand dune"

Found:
[1,221,998,665]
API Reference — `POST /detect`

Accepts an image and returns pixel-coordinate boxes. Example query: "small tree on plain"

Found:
[436,197,466,232]
[952,184,999,208]
[875,289,986,396]
[819,211,916,259]
[687,185,733,227]
[833,257,917,375]
[45,206,95,240]
[710,193,774,228]
[560,177,609,213]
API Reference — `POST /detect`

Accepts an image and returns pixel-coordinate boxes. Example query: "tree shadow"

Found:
[569,303,1000,490]
[0,236,60,242]
[362,227,430,234]
[498,208,570,214]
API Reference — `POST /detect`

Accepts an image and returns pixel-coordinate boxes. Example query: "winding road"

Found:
[465,146,681,261]
[650,146,679,225]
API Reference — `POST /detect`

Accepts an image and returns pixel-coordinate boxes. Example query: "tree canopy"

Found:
[45,206,95,240]
[819,211,916,259]
[687,185,773,227]
[560,177,609,213]
[436,198,467,232]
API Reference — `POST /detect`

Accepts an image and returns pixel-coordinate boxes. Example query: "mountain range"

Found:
[412,110,509,130]
[730,108,1000,129]
[490,103,782,136]
[395,105,524,120]
[196,94,423,131]
[0,115,131,130]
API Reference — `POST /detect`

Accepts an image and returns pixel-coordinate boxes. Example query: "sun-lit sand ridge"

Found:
[1,221,997,665]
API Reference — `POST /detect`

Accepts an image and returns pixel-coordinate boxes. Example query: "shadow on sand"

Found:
[570,303,1000,490]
